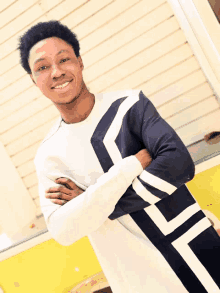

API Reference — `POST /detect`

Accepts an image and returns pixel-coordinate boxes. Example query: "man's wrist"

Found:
[134,149,152,169]
[132,155,144,172]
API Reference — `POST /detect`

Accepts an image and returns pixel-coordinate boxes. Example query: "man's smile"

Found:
[52,79,73,90]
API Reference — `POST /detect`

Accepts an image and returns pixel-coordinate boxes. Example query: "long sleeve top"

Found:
[35,90,220,293]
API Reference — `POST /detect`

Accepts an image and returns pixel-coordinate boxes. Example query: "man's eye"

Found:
[60,58,69,63]
[38,66,47,71]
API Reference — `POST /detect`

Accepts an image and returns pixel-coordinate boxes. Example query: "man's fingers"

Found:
[46,192,62,199]
[45,178,84,204]
[45,192,70,200]
[46,185,71,195]
[51,198,67,205]
[55,177,77,190]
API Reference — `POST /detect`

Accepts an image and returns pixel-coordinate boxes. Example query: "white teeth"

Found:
[55,81,70,89]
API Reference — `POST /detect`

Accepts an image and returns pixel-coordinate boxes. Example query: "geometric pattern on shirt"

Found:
[129,189,220,293]
[90,92,176,217]
[91,96,128,173]
[90,92,220,292]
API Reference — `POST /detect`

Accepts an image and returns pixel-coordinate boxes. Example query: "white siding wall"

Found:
[0,0,219,217]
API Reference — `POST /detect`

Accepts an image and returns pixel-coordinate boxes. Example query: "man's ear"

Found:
[78,56,84,70]
[30,74,36,85]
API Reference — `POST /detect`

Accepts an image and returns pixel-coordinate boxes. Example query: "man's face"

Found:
[29,37,84,104]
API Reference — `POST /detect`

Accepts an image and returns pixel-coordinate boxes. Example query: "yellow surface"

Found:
[0,237,102,293]
[0,163,220,293]
[187,164,220,220]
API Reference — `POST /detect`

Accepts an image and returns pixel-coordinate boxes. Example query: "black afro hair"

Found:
[17,20,80,74]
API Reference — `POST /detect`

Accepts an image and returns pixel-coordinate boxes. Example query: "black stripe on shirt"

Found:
[166,210,205,243]
[130,209,214,293]
[91,96,128,173]
[138,176,169,199]
[109,184,150,220]
[189,226,220,287]
[155,185,196,221]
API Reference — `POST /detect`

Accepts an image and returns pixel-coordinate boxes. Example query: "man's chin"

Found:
[52,95,79,105]
[60,97,77,105]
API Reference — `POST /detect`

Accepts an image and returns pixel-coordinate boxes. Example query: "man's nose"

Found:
[51,64,65,79]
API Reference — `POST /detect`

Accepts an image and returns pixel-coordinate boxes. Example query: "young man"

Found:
[18,21,220,293]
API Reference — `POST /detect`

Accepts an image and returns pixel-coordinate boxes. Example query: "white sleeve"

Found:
[36,155,143,246]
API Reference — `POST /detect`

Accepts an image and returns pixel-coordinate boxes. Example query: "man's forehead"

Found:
[29,37,72,66]
[30,37,67,56]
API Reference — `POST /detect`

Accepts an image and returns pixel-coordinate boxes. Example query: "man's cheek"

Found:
[38,77,49,93]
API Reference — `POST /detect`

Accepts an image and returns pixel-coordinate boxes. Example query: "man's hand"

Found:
[45,149,151,205]
[135,149,152,169]
[45,178,84,205]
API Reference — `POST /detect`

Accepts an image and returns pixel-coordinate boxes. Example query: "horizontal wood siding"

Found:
[0,0,218,217]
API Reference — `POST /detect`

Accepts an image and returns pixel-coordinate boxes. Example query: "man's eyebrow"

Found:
[34,50,70,65]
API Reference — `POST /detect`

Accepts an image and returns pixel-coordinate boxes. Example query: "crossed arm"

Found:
[45,149,152,206]
[36,92,195,245]
[36,150,152,245]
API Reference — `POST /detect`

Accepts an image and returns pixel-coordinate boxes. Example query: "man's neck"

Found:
[55,86,95,124]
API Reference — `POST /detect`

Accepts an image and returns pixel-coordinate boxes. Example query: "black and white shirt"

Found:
[35,90,220,293]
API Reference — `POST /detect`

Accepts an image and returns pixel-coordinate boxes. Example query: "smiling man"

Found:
[28,35,95,124]
[18,21,220,293]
